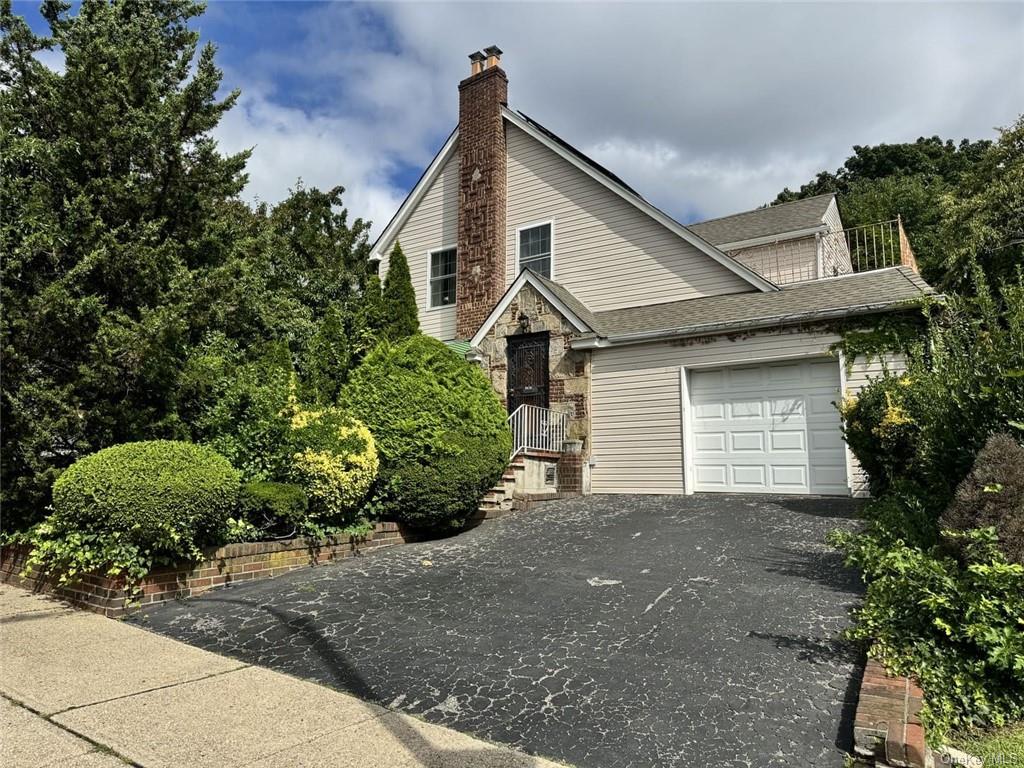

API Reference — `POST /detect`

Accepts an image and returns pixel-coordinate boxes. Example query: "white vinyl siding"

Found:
[505,124,753,311]
[378,150,460,341]
[590,327,906,495]
[728,236,819,285]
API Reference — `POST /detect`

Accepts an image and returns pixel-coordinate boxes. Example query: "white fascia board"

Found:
[370,128,459,260]
[715,225,828,252]
[469,270,593,347]
[502,108,778,293]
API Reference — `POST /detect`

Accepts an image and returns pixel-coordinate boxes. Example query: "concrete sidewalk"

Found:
[0,586,564,768]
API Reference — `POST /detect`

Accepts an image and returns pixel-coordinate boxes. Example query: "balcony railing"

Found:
[727,216,918,285]
[508,404,568,458]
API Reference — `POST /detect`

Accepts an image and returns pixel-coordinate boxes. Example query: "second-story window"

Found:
[518,222,552,278]
[429,247,457,308]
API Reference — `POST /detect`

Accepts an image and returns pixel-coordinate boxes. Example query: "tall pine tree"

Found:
[381,242,419,341]
[0,0,249,527]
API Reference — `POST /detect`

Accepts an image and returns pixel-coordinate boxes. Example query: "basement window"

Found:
[429,247,457,308]
[518,222,553,279]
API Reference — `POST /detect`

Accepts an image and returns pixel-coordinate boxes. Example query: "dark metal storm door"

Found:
[506,332,549,413]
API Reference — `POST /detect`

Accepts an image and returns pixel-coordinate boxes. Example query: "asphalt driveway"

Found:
[133,495,864,768]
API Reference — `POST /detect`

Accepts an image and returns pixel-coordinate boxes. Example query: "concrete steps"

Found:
[476,456,527,520]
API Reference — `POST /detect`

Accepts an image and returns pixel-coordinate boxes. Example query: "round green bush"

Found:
[50,440,241,553]
[238,481,309,534]
[286,406,378,528]
[341,335,511,528]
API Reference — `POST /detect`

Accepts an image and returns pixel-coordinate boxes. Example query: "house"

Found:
[371,47,935,498]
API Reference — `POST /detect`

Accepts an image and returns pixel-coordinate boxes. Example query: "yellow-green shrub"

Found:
[287,406,378,529]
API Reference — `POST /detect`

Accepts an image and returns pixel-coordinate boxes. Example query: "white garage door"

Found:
[689,359,848,495]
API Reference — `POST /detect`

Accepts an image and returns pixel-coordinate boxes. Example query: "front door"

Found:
[506,332,549,413]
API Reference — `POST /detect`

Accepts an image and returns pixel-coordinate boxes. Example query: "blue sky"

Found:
[13,1,1024,235]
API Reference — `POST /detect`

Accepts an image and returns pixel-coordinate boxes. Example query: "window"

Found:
[429,247,457,308]
[518,222,552,278]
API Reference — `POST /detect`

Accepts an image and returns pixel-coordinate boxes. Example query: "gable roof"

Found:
[468,269,596,348]
[371,111,778,292]
[573,266,935,346]
[689,193,836,247]
[468,266,936,352]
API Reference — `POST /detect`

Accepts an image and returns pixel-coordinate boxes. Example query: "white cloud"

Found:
[212,83,407,236]
[211,1,1024,229]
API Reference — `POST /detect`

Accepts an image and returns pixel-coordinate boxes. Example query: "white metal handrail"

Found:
[508,404,568,458]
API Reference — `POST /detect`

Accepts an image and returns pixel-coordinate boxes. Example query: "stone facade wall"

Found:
[456,65,508,339]
[1,523,413,619]
[475,283,591,452]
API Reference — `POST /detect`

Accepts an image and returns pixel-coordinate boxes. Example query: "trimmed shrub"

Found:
[388,435,509,529]
[341,335,511,528]
[27,441,240,590]
[287,406,378,529]
[51,440,239,548]
[941,433,1024,565]
[237,481,309,535]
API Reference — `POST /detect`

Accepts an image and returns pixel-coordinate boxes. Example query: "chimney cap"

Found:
[483,45,503,57]
[468,51,486,62]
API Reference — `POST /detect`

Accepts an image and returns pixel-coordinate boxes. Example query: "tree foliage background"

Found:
[773,126,1023,289]
[0,0,419,530]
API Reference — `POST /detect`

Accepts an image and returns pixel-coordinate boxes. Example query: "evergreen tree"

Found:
[301,304,351,405]
[381,242,419,341]
[1,0,248,527]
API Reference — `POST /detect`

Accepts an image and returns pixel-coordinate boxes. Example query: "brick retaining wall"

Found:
[1,522,414,619]
[854,658,931,767]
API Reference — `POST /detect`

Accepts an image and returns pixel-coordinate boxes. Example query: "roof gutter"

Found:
[714,224,829,252]
[571,296,940,350]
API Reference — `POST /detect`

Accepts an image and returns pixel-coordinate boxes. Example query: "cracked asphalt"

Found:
[132,494,865,768]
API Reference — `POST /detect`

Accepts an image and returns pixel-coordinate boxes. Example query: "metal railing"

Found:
[727,216,917,285]
[818,216,918,278]
[508,404,568,458]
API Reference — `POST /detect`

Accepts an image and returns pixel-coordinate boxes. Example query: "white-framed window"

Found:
[428,247,457,308]
[517,221,553,279]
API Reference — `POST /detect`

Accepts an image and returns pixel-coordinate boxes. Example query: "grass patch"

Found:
[952,723,1024,766]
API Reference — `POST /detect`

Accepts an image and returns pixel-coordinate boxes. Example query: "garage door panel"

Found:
[690,359,847,496]
[727,367,764,389]
[771,465,808,488]
[729,431,765,452]
[693,402,726,420]
[694,432,727,452]
[767,363,803,384]
[695,465,728,486]
[809,429,844,452]
[730,464,767,488]
[770,397,804,419]
[769,430,805,452]
[728,399,763,419]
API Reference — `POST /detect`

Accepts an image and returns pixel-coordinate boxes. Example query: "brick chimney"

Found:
[456,46,508,340]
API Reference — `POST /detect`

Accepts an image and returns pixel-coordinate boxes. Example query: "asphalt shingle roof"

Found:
[564,266,935,341]
[689,194,836,246]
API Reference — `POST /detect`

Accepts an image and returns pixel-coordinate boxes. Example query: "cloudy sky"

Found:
[17,1,1024,234]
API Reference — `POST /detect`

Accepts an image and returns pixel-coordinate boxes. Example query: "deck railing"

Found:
[818,216,918,278]
[727,216,917,284]
[508,404,568,458]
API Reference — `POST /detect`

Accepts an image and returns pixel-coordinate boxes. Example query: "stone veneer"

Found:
[474,282,591,452]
